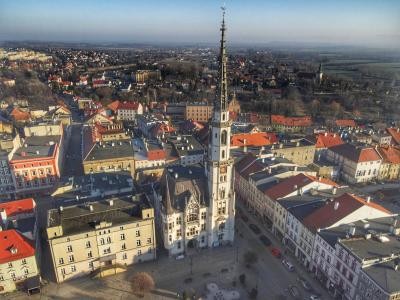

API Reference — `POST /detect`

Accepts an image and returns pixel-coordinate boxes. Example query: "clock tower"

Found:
[206,9,235,247]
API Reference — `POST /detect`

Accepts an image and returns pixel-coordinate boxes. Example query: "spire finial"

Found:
[215,4,228,112]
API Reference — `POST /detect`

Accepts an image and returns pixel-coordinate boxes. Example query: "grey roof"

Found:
[84,140,134,162]
[12,136,60,160]
[362,259,400,294]
[6,216,36,236]
[168,135,204,157]
[284,198,327,221]
[47,194,150,236]
[160,164,209,214]
[318,216,400,249]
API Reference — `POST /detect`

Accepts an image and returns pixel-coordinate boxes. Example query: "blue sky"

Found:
[0,0,399,48]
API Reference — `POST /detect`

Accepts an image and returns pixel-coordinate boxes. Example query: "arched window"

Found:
[222,150,225,159]
[221,130,227,145]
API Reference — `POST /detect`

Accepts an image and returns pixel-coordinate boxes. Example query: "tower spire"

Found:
[216,6,228,112]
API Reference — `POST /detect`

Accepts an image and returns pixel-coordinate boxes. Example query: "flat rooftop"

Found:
[47,194,151,236]
[12,135,60,161]
[84,140,134,162]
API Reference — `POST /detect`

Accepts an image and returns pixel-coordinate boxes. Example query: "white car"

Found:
[282,259,295,272]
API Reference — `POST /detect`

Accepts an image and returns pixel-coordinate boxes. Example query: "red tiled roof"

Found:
[0,198,35,218]
[377,146,400,164]
[303,193,391,232]
[263,173,337,200]
[147,149,166,161]
[271,115,312,127]
[0,230,35,264]
[335,119,356,128]
[387,127,400,145]
[315,132,344,149]
[151,123,175,137]
[117,101,140,110]
[329,144,381,163]
[231,132,278,147]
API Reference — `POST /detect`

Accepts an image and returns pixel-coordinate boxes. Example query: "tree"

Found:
[131,272,155,297]
[243,251,258,267]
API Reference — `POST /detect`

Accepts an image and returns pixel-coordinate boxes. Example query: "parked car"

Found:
[259,235,272,246]
[175,254,185,260]
[282,259,295,272]
[249,223,261,234]
[297,276,312,291]
[308,295,320,300]
[241,214,249,222]
[270,247,281,258]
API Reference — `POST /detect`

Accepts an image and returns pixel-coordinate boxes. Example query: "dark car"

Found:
[241,214,249,222]
[249,223,261,234]
[259,235,272,246]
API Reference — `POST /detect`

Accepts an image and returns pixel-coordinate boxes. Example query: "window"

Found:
[89,262,93,268]
[201,223,206,231]
[24,268,29,275]
[61,268,66,275]
[71,265,76,272]
[201,212,206,220]
[103,248,111,255]
[176,229,182,237]
[67,245,73,252]
[147,238,152,244]
[11,272,16,280]
[87,251,92,258]
[176,217,182,225]
[100,238,105,245]
[68,255,74,263]
[221,150,225,159]
[106,237,112,243]
[137,240,141,246]
[177,241,181,249]
[8,262,12,268]
[22,258,27,265]
[59,258,64,265]
[86,241,91,248]
[138,249,142,255]
[221,130,227,145]
[189,227,196,236]
[136,230,140,237]
[120,233,125,240]
[123,253,127,260]
[0,275,3,281]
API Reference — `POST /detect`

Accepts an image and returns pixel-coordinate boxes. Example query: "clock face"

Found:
[220,165,227,174]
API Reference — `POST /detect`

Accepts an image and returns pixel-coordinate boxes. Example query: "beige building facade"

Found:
[46,195,156,283]
[184,104,213,122]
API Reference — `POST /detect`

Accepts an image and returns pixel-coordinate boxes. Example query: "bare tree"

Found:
[131,272,155,297]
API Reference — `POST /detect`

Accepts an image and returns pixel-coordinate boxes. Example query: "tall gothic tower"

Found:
[207,9,235,247]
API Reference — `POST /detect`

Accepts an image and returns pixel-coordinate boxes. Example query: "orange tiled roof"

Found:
[303,193,390,232]
[0,230,35,264]
[329,143,381,163]
[315,132,344,149]
[377,145,400,164]
[0,198,35,218]
[271,115,312,127]
[387,127,400,145]
[231,132,278,147]
[335,119,356,128]
[10,108,30,121]
[107,100,121,112]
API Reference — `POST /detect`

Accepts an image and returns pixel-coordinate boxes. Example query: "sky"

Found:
[0,0,399,48]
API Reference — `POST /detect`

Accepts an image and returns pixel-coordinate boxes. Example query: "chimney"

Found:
[59,206,63,213]
[89,205,94,212]
[348,225,356,236]
[0,209,7,223]
[334,201,340,210]
[279,143,283,149]
[36,150,40,155]
[324,132,328,137]
[108,199,114,206]
[332,187,337,195]
[174,173,178,179]
[366,196,371,203]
